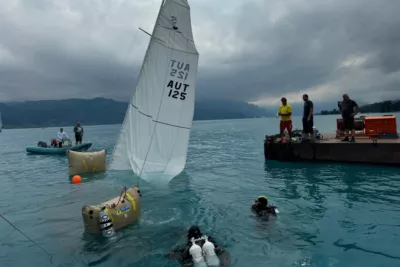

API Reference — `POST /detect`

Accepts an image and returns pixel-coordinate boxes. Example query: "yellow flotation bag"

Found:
[81,185,141,235]
[67,149,106,176]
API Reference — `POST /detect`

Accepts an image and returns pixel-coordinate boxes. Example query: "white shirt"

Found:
[57,131,69,142]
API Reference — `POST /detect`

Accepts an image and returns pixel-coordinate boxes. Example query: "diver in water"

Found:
[251,196,279,218]
[166,225,231,266]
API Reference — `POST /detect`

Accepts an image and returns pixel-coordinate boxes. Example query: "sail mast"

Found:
[109,0,165,169]
[130,1,167,180]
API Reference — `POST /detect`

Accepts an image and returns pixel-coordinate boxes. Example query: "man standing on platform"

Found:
[278,97,292,139]
[302,94,314,142]
[339,94,359,143]
[73,121,84,145]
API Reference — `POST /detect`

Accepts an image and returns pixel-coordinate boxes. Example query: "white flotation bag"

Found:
[202,236,220,266]
[189,237,207,267]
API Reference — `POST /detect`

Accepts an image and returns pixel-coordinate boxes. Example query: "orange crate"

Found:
[364,116,397,136]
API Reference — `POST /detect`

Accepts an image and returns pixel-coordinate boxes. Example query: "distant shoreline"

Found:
[4,112,400,130]
[1,97,399,130]
[1,117,263,130]
[317,111,400,115]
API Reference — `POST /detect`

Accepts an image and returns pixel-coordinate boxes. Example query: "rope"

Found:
[160,3,195,176]
[113,186,127,208]
[0,214,53,262]
[110,0,165,187]
[108,29,140,170]
[108,0,158,170]
[136,0,168,184]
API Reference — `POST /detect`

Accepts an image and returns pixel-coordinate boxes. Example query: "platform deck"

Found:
[264,133,400,166]
[321,133,400,144]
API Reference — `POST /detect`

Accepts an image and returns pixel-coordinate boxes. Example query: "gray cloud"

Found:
[0,0,400,106]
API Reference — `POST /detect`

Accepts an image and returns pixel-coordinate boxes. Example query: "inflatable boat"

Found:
[26,143,92,155]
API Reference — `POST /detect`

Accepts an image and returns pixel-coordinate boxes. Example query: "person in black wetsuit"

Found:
[166,225,231,266]
[251,196,278,218]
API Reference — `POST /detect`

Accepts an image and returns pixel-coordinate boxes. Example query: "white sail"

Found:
[109,0,199,182]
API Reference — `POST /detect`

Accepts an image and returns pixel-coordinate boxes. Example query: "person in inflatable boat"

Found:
[166,225,231,266]
[251,196,279,218]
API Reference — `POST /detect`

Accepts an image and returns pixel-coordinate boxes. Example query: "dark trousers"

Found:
[302,117,314,134]
[75,134,82,144]
[58,142,62,148]
[343,116,355,130]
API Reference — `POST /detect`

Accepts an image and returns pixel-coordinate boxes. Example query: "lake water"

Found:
[1,114,400,267]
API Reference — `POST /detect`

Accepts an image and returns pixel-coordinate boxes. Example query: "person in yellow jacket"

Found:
[278,97,292,139]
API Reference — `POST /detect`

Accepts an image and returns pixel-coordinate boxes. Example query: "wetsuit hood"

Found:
[187,225,202,240]
[252,196,269,212]
[257,196,268,206]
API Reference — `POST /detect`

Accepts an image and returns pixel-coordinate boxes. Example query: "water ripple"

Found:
[1,118,400,266]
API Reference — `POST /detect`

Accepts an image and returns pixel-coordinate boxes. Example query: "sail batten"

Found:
[109,0,199,183]
[129,103,191,129]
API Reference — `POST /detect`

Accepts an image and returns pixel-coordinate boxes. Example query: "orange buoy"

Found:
[72,175,82,184]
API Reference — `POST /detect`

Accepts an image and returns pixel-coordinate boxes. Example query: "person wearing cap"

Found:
[251,196,278,218]
[278,97,292,139]
[166,225,231,266]
[73,121,84,145]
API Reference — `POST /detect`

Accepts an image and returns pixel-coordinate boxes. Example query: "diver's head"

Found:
[253,196,268,209]
[187,225,202,240]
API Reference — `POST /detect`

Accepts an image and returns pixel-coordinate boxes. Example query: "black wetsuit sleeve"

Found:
[258,210,269,217]
[165,244,186,259]
[257,206,277,217]
[184,245,192,261]
[268,205,276,215]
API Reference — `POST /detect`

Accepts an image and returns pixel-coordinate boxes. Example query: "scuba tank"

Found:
[189,237,207,267]
[98,206,116,238]
[202,236,220,266]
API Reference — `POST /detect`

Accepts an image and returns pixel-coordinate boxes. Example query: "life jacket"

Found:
[51,139,57,146]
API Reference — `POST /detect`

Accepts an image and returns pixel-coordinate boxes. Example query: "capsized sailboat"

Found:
[81,0,199,236]
[109,0,199,183]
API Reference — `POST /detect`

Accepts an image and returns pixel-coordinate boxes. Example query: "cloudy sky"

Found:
[0,0,399,107]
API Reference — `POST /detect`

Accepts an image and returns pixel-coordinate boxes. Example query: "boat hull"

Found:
[26,143,92,155]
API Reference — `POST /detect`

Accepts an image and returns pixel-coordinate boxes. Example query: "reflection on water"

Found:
[264,159,400,266]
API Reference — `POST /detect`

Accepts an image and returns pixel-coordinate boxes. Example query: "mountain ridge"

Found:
[0,97,274,129]
[1,97,397,129]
